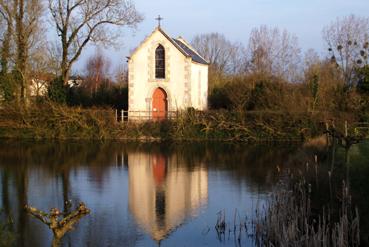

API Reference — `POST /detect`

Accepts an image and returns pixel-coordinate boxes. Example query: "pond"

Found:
[0,140,367,246]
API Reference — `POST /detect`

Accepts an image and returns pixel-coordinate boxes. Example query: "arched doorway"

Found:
[152,88,167,120]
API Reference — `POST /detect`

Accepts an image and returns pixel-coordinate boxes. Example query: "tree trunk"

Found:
[15,0,28,103]
[61,34,70,85]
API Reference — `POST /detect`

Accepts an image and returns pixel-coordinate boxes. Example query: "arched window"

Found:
[155,45,165,79]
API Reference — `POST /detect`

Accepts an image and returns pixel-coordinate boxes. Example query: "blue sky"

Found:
[73,0,369,75]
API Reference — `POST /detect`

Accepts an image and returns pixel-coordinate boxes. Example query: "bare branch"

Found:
[48,0,142,84]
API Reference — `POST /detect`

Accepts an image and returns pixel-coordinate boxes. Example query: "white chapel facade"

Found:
[127,26,209,119]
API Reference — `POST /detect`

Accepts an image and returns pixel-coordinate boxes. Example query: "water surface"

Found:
[0,140,367,246]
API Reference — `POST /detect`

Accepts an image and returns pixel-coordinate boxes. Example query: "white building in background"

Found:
[127,26,209,120]
[30,79,48,97]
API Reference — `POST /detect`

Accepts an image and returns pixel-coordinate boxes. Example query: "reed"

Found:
[214,158,360,247]
[253,178,360,247]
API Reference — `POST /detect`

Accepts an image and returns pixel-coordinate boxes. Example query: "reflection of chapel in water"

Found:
[127,151,208,242]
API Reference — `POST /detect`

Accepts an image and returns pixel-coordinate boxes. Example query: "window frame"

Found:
[155,44,166,79]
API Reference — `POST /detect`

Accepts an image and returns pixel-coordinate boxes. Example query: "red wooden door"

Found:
[152,88,167,120]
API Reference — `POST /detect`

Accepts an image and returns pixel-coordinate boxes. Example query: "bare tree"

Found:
[115,63,128,87]
[303,49,321,72]
[323,15,369,87]
[48,0,143,85]
[84,49,111,94]
[247,25,301,82]
[191,33,245,74]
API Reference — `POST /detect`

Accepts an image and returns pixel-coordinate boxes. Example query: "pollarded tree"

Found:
[48,0,143,85]
[323,15,369,87]
[247,25,301,82]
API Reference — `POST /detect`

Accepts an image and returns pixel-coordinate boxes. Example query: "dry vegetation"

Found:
[253,179,360,247]
[0,102,117,139]
[0,12,368,142]
[214,157,361,247]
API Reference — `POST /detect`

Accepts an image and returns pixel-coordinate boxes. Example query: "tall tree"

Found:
[0,0,13,74]
[323,15,369,87]
[0,0,43,102]
[14,0,44,101]
[247,25,301,82]
[48,0,142,85]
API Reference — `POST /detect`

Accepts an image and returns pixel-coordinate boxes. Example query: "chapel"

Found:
[127,22,209,120]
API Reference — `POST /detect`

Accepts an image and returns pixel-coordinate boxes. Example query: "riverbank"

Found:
[0,102,357,142]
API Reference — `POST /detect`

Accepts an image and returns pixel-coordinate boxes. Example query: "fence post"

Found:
[121,110,124,122]
[115,109,118,122]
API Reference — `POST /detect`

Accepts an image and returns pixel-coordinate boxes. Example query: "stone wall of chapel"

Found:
[129,30,188,112]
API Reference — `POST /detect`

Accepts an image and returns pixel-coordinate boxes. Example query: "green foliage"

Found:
[48,77,67,104]
[356,65,369,93]
[309,74,319,110]
[67,83,128,110]
[248,78,287,111]
[208,86,231,110]
[0,73,16,102]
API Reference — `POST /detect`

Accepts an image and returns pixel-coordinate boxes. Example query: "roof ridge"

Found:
[157,27,190,57]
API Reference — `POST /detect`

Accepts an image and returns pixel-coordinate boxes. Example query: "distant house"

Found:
[29,72,54,97]
[30,78,48,97]
[67,76,84,88]
[127,26,209,120]
[29,75,84,97]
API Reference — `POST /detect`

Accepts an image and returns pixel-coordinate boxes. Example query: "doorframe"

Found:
[146,84,173,114]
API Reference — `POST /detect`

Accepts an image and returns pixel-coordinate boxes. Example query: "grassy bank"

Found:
[0,102,356,141]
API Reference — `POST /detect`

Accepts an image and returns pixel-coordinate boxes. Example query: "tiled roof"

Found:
[172,39,209,65]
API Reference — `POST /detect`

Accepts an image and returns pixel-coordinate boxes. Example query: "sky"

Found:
[73,0,369,76]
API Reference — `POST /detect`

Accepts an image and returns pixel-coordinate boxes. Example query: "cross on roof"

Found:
[155,15,163,27]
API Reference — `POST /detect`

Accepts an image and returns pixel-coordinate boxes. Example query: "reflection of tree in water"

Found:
[0,140,310,246]
[0,140,130,246]
[122,142,296,191]
[343,142,369,245]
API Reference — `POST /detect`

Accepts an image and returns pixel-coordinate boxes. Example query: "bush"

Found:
[48,77,67,104]
[66,83,128,110]
[0,73,16,102]
[356,65,369,93]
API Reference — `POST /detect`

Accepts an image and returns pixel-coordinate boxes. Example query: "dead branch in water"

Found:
[25,202,90,246]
